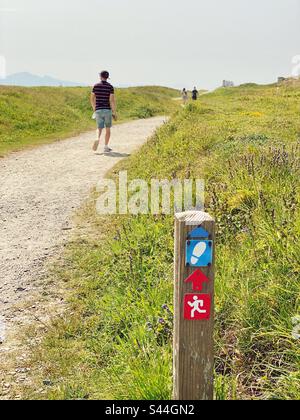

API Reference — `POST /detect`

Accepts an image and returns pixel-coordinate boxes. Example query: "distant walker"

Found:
[182,88,188,105]
[192,87,198,101]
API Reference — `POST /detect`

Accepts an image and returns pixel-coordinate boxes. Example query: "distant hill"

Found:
[0,72,86,87]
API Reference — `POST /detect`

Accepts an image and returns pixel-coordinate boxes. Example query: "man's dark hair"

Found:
[100,71,110,80]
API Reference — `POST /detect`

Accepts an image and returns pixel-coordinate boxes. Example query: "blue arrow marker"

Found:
[188,226,209,239]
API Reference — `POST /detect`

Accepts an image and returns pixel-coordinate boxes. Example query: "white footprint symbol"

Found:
[191,242,207,265]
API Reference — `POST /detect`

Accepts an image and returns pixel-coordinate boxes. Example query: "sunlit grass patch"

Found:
[0,86,179,155]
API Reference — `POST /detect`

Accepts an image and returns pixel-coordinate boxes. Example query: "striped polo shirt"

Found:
[92,81,115,110]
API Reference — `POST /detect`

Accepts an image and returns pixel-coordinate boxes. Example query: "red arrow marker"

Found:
[184,269,209,291]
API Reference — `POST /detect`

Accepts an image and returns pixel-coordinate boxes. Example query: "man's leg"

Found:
[93,129,102,152]
[105,128,111,146]
[103,111,113,152]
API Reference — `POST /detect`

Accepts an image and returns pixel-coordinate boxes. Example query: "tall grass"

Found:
[0,85,179,155]
[26,82,300,400]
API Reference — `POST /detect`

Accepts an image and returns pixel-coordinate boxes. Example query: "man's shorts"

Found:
[95,109,113,129]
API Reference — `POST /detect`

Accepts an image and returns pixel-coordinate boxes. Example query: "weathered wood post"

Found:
[173,211,215,400]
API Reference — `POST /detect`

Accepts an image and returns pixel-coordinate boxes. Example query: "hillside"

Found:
[8,82,300,400]
[0,72,84,87]
[0,86,179,156]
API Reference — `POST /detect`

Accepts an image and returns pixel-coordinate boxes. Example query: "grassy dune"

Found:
[0,85,179,156]
[25,82,300,400]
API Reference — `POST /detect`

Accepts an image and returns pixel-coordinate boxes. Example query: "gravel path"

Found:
[0,116,166,338]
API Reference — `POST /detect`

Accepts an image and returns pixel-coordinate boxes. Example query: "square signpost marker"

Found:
[186,240,213,267]
[173,211,215,401]
[184,294,211,321]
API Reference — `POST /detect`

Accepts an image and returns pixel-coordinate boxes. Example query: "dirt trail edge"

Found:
[0,116,166,351]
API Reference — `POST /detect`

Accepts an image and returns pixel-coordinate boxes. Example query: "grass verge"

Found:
[0,85,179,156]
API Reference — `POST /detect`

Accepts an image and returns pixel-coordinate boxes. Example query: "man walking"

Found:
[182,88,188,105]
[192,86,199,101]
[91,71,117,153]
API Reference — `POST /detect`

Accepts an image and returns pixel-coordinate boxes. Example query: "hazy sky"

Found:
[0,0,299,89]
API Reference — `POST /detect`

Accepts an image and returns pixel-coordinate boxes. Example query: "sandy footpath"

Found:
[0,116,166,345]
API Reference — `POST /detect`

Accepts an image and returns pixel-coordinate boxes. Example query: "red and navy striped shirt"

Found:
[92,81,114,110]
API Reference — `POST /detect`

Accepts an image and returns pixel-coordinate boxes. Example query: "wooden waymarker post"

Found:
[173,211,215,400]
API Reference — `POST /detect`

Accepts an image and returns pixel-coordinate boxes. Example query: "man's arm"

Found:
[110,94,117,120]
[90,92,96,111]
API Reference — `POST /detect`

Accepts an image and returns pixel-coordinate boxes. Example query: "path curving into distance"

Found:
[0,116,166,336]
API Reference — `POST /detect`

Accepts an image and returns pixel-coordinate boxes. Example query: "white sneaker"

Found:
[104,146,112,153]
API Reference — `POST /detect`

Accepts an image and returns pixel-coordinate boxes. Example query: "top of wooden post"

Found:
[175,211,214,225]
